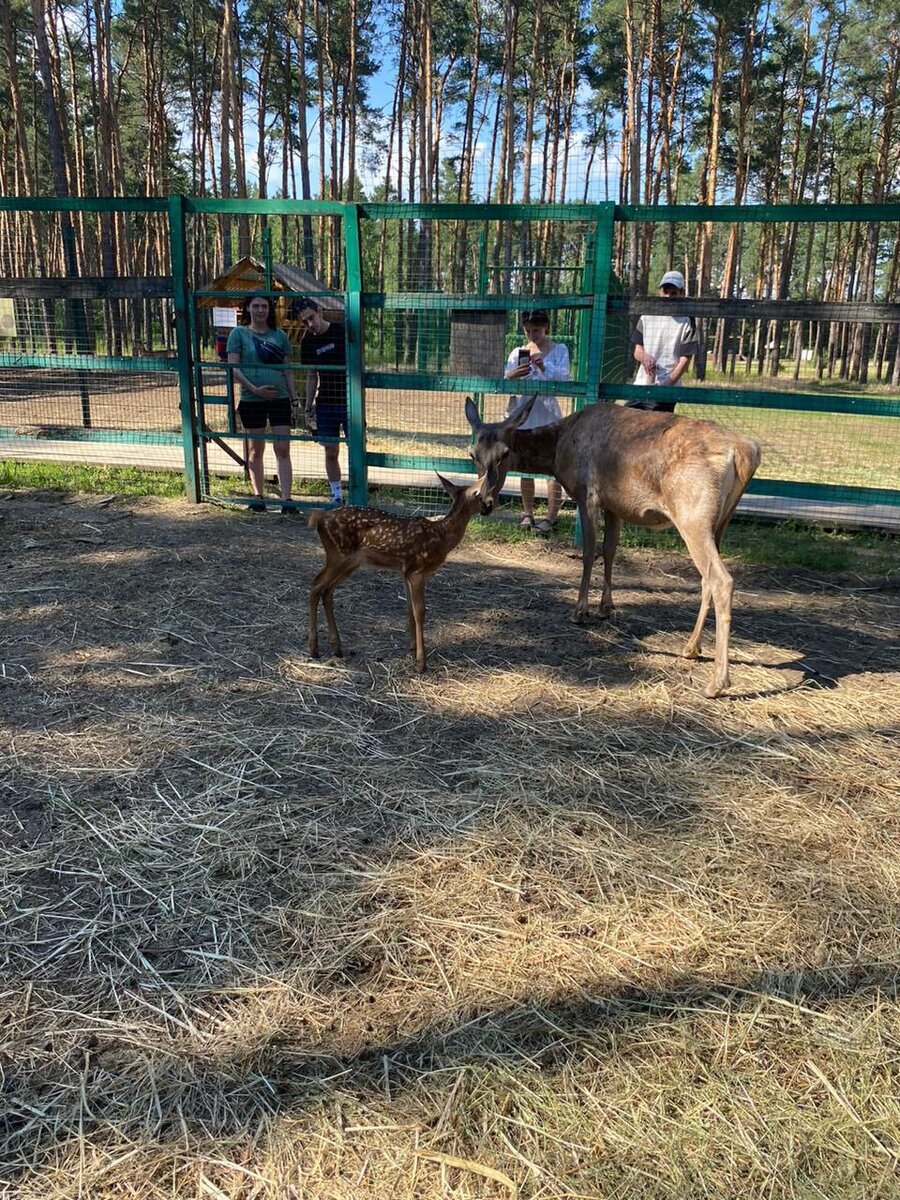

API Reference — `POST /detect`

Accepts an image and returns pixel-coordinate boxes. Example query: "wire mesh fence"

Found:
[0,198,897,528]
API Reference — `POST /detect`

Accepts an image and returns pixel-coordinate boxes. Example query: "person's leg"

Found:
[324,444,343,501]
[546,480,562,522]
[271,425,292,499]
[246,436,266,498]
[317,405,345,503]
[238,405,267,500]
[519,477,535,526]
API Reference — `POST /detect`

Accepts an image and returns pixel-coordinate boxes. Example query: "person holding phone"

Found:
[502,308,570,533]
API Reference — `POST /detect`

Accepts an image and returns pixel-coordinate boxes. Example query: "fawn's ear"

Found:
[464,397,482,430]
[435,472,463,499]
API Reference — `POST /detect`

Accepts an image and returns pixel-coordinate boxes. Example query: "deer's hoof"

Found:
[598,604,615,621]
[573,608,588,625]
[703,677,728,699]
[683,642,701,660]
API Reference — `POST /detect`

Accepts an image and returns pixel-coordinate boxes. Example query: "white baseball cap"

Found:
[659,270,685,290]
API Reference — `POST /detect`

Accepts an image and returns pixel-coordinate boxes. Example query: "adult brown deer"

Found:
[465,397,761,697]
[308,473,488,671]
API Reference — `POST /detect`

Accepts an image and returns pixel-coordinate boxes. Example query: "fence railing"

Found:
[0,196,897,529]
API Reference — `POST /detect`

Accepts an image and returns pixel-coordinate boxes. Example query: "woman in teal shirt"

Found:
[227,293,298,512]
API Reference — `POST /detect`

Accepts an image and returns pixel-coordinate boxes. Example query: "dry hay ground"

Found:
[1,492,899,1200]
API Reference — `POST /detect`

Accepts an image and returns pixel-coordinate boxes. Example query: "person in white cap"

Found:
[628,269,698,412]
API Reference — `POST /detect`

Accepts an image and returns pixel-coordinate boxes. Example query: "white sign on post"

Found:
[213,306,238,327]
[0,298,18,338]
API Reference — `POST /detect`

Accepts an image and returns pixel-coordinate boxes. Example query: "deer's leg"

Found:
[308,567,329,657]
[598,510,621,619]
[683,579,711,659]
[403,577,417,654]
[574,500,597,623]
[309,559,356,658]
[683,502,739,660]
[406,572,428,672]
[677,523,734,698]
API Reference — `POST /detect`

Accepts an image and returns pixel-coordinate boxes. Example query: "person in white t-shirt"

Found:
[503,308,570,534]
[629,270,698,412]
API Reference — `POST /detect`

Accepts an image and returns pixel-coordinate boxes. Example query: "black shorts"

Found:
[238,397,293,430]
[315,401,348,442]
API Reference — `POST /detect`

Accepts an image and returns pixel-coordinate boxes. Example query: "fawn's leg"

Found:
[309,560,356,657]
[406,572,428,672]
[403,577,417,654]
[308,567,329,657]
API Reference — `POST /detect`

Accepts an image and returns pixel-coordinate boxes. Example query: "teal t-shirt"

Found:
[226,326,292,402]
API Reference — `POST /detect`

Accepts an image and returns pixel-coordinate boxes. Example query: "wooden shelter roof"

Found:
[195,256,344,318]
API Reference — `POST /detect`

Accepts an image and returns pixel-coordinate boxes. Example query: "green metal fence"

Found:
[1,196,898,529]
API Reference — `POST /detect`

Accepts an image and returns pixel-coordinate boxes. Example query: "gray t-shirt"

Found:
[630,314,698,385]
[226,326,292,402]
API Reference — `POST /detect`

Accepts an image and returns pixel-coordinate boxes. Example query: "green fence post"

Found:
[344,203,368,507]
[587,204,617,402]
[168,193,200,502]
[572,204,617,547]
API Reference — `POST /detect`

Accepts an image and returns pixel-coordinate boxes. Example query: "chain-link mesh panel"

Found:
[0,206,184,471]
[358,212,607,514]
[610,215,900,525]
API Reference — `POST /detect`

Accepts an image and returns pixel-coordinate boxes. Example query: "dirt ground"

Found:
[1,492,899,1198]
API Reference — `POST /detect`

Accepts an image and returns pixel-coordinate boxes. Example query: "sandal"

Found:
[534,518,558,536]
[518,514,535,531]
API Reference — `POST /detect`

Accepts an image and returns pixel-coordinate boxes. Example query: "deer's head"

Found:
[435,470,492,518]
[464,396,536,513]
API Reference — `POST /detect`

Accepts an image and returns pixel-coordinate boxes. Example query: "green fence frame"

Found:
[1,196,898,525]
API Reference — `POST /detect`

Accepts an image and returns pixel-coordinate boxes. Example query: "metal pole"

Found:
[344,203,368,506]
[168,194,201,502]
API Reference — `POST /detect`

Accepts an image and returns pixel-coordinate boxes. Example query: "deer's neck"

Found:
[435,506,473,549]
[507,424,560,474]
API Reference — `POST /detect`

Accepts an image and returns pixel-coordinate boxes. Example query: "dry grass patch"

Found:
[1,491,898,1198]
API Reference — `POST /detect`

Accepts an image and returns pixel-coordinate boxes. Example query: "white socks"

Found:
[330,481,343,502]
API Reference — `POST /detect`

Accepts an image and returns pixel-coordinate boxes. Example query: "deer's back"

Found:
[315,507,459,574]
[556,403,760,521]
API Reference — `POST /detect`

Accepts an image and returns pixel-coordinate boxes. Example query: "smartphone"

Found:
[517,348,531,366]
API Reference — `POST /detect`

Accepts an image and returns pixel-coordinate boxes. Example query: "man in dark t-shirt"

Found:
[297,298,348,506]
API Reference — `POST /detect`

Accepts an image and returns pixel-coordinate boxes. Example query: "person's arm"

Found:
[227,335,278,402]
[667,355,692,385]
[666,318,697,384]
[227,351,266,404]
[537,342,570,382]
[305,368,318,421]
[631,319,656,376]
[281,333,298,402]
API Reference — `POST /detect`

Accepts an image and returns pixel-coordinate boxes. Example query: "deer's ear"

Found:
[435,472,461,498]
[464,397,482,430]
[504,395,536,430]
